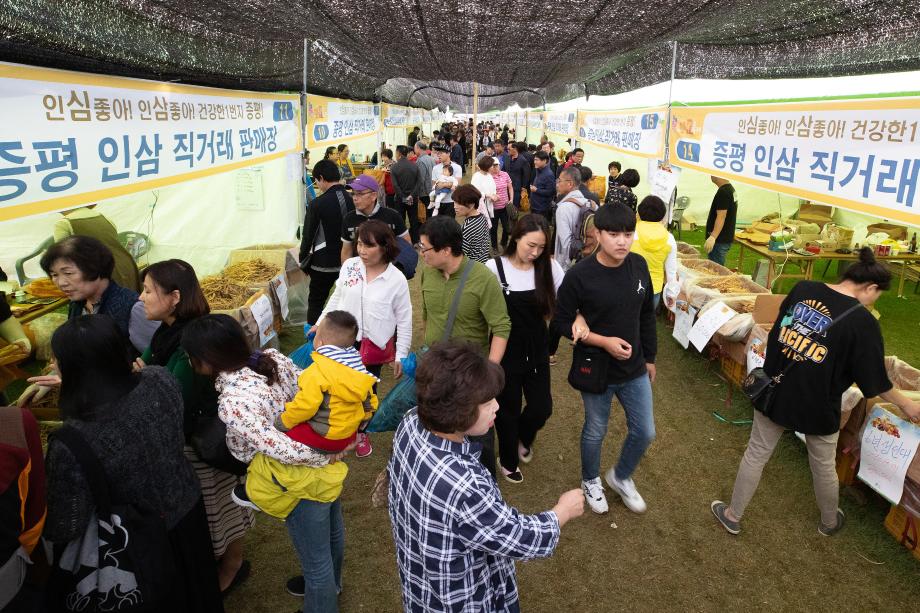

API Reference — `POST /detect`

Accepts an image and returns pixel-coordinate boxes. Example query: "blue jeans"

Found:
[652,292,661,311]
[286,498,344,613]
[708,241,731,265]
[580,373,655,482]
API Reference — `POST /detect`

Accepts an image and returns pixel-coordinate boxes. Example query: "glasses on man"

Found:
[354,190,376,197]
[418,244,436,254]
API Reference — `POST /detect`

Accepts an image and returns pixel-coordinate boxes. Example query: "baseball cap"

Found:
[346,174,380,192]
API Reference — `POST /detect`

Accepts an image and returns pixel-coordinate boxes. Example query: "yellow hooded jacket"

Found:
[246,454,348,519]
[631,219,672,293]
[279,352,379,441]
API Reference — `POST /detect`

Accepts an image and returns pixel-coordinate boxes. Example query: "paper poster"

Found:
[577,107,666,158]
[248,292,276,346]
[688,301,738,352]
[857,406,920,503]
[672,300,697,350]
[270,273,289,320]
[648,164,681,221]
[667,96,920,226]
[286,152,302,182]
[746,338,766,373]
[0,61,301,222]
[234,168,264,211]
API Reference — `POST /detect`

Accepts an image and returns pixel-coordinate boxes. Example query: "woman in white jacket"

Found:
[470,156,499,238]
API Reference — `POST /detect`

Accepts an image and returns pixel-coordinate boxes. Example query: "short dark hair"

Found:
[842,247,892,290]
[477,156,494,172]
[608,161,622,172]
[580,166,593,182]
[420,216,463,256]
[452,184,481,208]
[558,166,581,186]
[381,148,393,160]
[312,159,341,182]
[528,144,537,152]
[534,151,550,162]
[440,164,454,176]
[357,219,400,263]
[594,203,637,233]
[416,341,504,434]
[141,259,210,321]
[53,315,135,419]
[619,168,640,188]
[337,143,348,152]
[41,235,115,281]
[572,147,584,156]
[324,146,336,159]
[493,140,504,148]
[396,145,410,157]
[319,310,359,347]
[182,314,279,384]
[637,195,667,223]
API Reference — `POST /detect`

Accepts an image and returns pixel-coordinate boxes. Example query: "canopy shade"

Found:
[1,0,919,112]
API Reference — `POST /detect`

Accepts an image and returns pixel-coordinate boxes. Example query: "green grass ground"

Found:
[224,259,920,613]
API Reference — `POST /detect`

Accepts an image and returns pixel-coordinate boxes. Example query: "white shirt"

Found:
[470,171,498,218]
[432,162,463,202]
[553,189,597,271]
[319,257,413,360]
[485,256,565,293]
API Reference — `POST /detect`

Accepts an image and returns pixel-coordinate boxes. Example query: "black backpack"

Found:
[566,199,597,263]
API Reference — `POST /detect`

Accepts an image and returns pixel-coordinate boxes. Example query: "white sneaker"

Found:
[605,468,647,514]
[581,478,609,514]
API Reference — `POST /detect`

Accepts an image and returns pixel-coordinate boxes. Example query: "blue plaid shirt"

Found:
[388,409,560,612]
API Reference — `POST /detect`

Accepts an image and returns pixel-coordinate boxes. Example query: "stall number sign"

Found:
[578,109,665,157]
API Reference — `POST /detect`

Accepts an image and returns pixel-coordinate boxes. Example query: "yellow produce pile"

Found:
[698,276,765,294]
[24,278,66,298]
[681,260,731,275]
[0,343,29,366]
[223,259,281,285]
[200,275,253,311]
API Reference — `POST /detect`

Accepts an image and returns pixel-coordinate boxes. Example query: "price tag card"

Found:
[672,300,697,350]
[249,293,276,346]
[688,301,737,352]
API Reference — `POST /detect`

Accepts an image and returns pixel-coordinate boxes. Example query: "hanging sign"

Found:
[307,94,379,148]
[383,104,410,128]
[527,111,544,131]
[0,61,300,222]
[577,107,666,158]
[544,111,577,137]
[668,96,920,225]
[858,405,920,504]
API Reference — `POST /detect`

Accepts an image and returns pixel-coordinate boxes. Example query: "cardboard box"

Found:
[752,294,785,324]
[884,504,920,562]
[866,223,908,241]
[796,202,833,225]
[227,243,299,272]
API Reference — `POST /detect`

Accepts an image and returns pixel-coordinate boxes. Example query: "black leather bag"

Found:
[190,415,247,476]
[567,345,610,394]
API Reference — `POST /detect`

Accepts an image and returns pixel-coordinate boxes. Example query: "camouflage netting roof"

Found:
[1,0,919,112]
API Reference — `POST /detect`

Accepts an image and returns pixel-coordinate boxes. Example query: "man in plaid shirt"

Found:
[388,342,584,612]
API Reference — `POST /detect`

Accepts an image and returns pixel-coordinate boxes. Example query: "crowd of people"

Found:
[3,120,920,613]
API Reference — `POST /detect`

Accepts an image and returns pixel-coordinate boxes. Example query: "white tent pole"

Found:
[301,38,309,232]
[663,40,679,165]
[471,82,479,172]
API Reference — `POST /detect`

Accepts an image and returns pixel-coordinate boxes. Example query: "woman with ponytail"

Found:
[485,214,568,483]
[181,315,345,612]
[713,247,920,537]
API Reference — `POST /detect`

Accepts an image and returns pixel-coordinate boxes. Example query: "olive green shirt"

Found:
[420,256,511,351]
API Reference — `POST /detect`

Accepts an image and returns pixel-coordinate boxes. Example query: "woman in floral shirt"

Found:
[182,315,344,613]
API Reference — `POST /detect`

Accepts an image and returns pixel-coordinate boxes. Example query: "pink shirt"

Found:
[492,171,512,209]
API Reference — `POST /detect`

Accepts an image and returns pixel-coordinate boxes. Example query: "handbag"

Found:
[359,271,398,366]
[742,303,862,412]
[567,344,610,394]
[190,414,247,476]
[48,427,172,612]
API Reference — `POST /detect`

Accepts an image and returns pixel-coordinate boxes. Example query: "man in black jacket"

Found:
[299,159,354,323]
[448,135,464,175]
[507,142,531,212]
[390,145,422,244]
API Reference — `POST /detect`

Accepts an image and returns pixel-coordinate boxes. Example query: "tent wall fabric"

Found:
[2,1,920,112]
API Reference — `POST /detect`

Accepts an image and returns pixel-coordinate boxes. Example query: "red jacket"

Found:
[0,407,46,558]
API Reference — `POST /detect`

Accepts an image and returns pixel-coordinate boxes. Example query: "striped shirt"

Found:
[461,214,491,263]
[492,170,512,209]
[388,410,560,612]
[315,344,372,376]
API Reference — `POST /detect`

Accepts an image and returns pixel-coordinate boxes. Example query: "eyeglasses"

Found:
[419,245,435,254]
[354,190,375,197]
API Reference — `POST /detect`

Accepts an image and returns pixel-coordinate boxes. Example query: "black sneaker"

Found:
[286,575,305,597]
[231,484,260,511]
[501,467,524,484]
[711,500,741,535]
[818,508,846,537]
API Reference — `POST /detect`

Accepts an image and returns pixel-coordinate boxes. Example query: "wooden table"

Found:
[11,297,68,324]
[734,237,920,297]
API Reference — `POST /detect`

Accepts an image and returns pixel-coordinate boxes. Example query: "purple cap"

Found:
[346,174,380,192]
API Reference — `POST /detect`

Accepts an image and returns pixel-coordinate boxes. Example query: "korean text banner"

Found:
[669,97,920,225]
[545,111,577,137]
[307,94,379,148]
[0,62,300,222]
[527,112,544,131]
[515,111,526,128]
[577,107,666,159]
[383,104,409,128]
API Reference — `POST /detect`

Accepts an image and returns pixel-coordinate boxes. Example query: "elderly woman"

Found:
[43,315,222,611]
[314,219,412,457]
[137,259,254,594]
[181,315,344,613]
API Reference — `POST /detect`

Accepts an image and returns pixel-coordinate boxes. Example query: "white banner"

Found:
[578,108,665,158]
[307,94,379,147]
[669,98,920,225]
[383,104,409,128]
[858,406,920,504]
[545,111,577,137]
[527,112,543,130]
[515,111,526,128]
[0,62,300,222]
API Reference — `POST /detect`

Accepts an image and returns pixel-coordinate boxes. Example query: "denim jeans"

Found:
[708,241,731,266]
[652,292,661,311]
[580,373,655,482]
[286,498,344,613]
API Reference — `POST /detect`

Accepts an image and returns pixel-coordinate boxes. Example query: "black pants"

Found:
[548,329,561,355]
[307,269,338,324]
[469,429,496,477]
[427,201,455,219]
[494,363,553,472]
[399,198,422,244]
[490,208,511,249]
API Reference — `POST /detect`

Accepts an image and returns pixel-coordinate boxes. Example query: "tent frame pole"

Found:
[301,38,309,233]
[471,83,479,172]
[663,40,679,165]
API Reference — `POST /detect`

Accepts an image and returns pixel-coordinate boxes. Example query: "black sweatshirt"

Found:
[553,252,657,383]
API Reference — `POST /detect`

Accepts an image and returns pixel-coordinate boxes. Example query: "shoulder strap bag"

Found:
[441,258,476,342]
